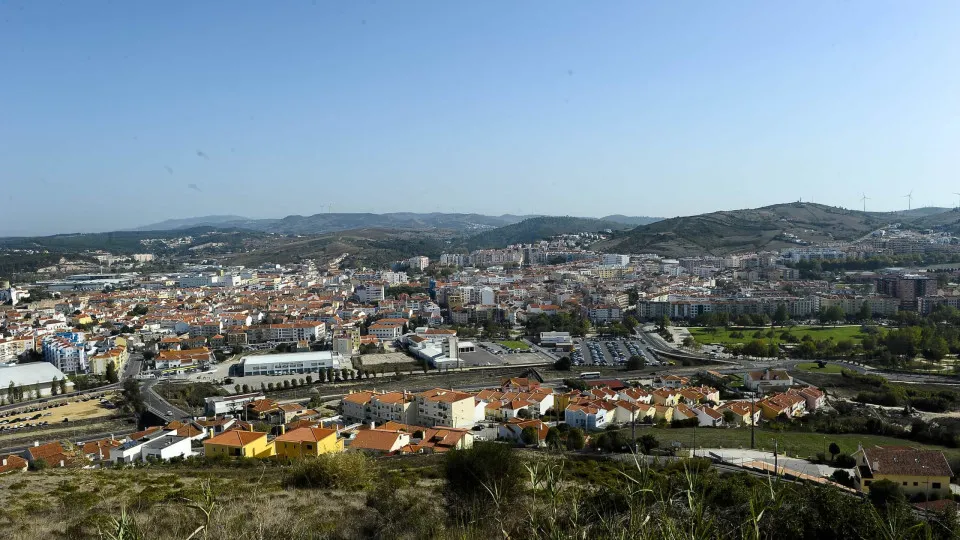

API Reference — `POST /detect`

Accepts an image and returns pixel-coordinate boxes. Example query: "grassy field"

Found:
[794,362,845,374]
[499,340,530,350]
[689,325,869,346]
[637,426,960,462]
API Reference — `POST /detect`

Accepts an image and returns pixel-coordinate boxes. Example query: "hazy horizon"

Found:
[3,2,959,236]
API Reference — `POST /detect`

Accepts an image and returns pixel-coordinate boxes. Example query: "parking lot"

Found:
[0,394,118,434]
[572,338,668,368]
[459,346,552,367]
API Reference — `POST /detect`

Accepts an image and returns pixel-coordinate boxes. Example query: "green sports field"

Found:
[688,325,870,346]
[498,340,530,350]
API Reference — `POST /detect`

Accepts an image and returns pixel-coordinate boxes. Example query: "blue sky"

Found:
[2,1,959,235]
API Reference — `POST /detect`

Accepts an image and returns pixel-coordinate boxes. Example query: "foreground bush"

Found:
[445,441,526,502]
[281,452,378,490]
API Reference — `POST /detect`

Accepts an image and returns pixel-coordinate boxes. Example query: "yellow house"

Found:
[854,445,953,498]
[653,405,674,422]
[651,390,679,407]
[89,345,129,377]
[274,427,343,458]
[204,430,274,458]
[72,313,93,326]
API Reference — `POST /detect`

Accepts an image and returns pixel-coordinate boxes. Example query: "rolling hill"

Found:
[461,216,632,250]
[596,202,899,257]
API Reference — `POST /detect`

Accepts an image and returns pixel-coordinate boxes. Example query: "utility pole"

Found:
[693,422,697,458]
[631,411,637,452]
[773,438,779,477]
[750,395,756,449]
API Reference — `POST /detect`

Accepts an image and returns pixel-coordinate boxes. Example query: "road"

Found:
[140,379,193,421]
[122,352,143,381]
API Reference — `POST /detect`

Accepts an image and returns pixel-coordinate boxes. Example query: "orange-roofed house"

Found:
[692,405,725,427]
[759,393,806,420]
[403,427,475,453]
[658,375,690,389]
[203,430,275,458]
[275,427,343,458]
[651,389,680,407]
[0,455,28,475]
[718,401,760,426]
[341,391,376,423]
[672,404,698,423]
[786,386,825,412]
[614,400,654,424]
[23,441,77,468]
[349,429,410,455]
[564,400,615,430]
[854,445,954,498]
[501,378,541,393]
[653,405,674,423]
[82,438,122,462]
[247,399,281,420]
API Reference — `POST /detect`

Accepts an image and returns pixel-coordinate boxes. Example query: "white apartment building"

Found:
[189,320,223,338]
[602,254,630,266]
[407,256,430,270]
[371,391,417,424]
[355,284,385,304]
[0,286,21,304]
[588,305,623,323]
[439,253,469,266]
[42,332,87,373]
[416,388,476,428]
[368,322,404,342]
[379,271,408,285]
[479,286,495,306]
[263,322,325,342]
[0,337,33,362]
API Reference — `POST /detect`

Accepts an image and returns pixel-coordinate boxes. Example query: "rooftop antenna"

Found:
[904,190,913,211]
[860,193,870,212]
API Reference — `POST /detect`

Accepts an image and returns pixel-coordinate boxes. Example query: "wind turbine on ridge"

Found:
[953,192,960,210]
[904,190,913,211]
[860,193,870,212]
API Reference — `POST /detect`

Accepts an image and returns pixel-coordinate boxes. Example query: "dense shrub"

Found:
[444,442,526,502]
[281,452,379,490]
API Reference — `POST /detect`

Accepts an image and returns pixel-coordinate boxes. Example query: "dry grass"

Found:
[0,466,372,540]
[0,451,953,540]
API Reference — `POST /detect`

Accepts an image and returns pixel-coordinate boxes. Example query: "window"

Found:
[913,482,918,486]
[902,482,907,486]
[933,483,941,489]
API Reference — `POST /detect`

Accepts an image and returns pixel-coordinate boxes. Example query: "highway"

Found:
[140,379,193,421]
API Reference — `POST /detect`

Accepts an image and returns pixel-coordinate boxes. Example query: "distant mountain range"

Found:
[5,203,960,277]
[132,212,661,236]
